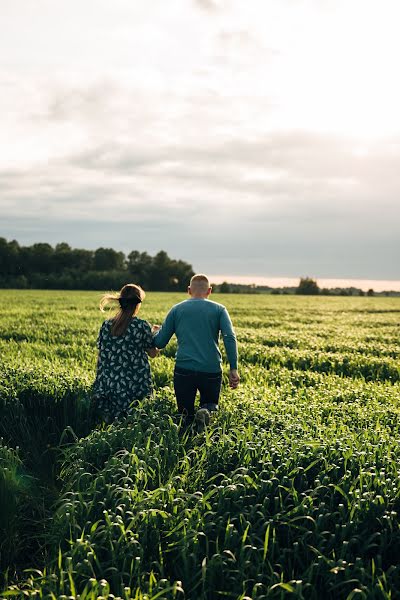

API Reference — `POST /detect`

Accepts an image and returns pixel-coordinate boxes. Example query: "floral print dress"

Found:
[93,317,155,420]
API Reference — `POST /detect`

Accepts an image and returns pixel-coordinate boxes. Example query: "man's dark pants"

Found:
[173,366,222,419]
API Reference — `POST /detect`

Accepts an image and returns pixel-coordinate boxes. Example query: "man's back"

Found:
[153,297,237,373]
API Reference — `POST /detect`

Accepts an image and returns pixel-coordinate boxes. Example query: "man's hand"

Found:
[229,369,240,389]
[151,324,161,333]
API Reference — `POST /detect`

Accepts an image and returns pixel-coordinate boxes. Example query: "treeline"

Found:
[217,277,400,297]
[0,238,194,291]
[294,277,397,297]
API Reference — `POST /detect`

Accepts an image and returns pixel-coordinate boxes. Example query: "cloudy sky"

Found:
[1,0,399,283]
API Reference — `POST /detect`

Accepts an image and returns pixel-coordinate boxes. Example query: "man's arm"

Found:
[220,308,240,388]
[153,308,176,349]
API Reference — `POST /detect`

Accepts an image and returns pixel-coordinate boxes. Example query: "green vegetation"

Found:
[0,239,194,291]
[0,290,400,599]
[295,278,320,296]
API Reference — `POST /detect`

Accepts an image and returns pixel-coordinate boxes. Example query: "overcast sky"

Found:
[1,0,399,281]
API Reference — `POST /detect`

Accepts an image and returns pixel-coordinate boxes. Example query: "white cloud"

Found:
[0,0,399,278]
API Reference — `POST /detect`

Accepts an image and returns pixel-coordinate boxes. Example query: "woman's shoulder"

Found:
[99,319,114,335]
[130,317,151,329]
[100,319,112,328]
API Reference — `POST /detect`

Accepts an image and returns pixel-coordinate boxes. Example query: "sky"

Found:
[1,0,399,283]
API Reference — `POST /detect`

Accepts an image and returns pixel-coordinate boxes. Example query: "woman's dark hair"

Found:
[100,284,145,336]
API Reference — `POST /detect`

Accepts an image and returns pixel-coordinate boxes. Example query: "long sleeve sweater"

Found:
[153,298,238,373]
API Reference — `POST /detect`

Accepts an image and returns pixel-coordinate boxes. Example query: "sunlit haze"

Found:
[209,276,400,293]
[1,0,399,283]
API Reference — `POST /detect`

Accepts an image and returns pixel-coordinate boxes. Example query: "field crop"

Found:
[0,290,400,599]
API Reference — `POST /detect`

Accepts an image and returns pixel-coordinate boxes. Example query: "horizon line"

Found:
[207,275,400,293]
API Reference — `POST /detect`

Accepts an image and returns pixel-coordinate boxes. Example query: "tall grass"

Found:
[0,291,399,599]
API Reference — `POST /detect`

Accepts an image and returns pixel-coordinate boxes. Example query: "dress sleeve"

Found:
[142,321,156,349]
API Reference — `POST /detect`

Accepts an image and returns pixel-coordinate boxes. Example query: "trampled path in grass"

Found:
[0,291,400,599]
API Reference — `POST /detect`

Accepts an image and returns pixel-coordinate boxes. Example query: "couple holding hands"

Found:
[93,274,239,427]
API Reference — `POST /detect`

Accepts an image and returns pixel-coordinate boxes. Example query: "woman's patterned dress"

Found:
[93,317,155,421]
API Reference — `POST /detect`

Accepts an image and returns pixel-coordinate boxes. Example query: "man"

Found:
[153,274,239,426]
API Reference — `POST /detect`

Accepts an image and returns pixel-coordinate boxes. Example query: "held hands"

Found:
[229,369,240,389]
[146,347,160,358]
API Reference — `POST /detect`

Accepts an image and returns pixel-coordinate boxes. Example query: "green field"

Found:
[1,290,400,600]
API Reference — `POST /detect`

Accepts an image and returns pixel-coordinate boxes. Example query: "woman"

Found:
[92,283,158,422]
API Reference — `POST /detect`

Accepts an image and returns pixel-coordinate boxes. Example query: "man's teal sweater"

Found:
[153,298,238,373]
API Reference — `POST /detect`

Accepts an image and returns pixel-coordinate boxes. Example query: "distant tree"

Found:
[79,270,128,291]
[169,259,194,291]
[71,248,94,271]
[147,251,194,291]
[0,238,21,275]
[54,242,73,271]
[94,247,125,271]
[148,250,171,290]
[219,281,231,293]
[358,289,365,296]
[1,274,28,289]
[23,243,54,274]
[127,250,153,288]
[367,288,374,297]
[14,275,28,288]
[55,242,71,253]
[296,277,320,295]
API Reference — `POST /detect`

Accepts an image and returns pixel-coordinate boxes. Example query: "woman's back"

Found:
[93,316,155,420]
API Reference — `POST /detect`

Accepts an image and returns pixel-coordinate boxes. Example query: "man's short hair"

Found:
[190,274,210,290]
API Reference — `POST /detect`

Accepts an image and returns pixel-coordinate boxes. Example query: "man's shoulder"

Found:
[165,300,187,317]
[184,299,225,309]
[206,299,226,311]
[171,300,188,311]
[172,298,227,314]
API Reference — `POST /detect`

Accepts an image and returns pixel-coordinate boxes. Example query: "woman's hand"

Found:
[146,347,160,358]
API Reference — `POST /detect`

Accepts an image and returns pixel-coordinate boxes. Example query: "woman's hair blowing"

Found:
[100,284,145,336]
